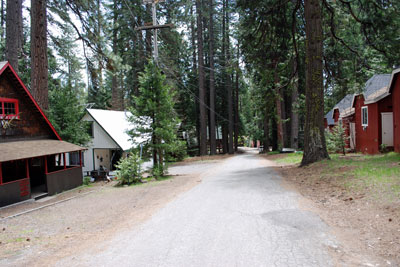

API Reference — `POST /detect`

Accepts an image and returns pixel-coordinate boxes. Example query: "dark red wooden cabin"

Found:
[353,74,393,154]
[0,61,85,207]
[387,68,400,153]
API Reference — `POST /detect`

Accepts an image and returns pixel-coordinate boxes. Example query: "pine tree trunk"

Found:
[208,0,216,155]
[225,0,234,154]
[291,60,299,149]
[111,3,123,111]
[6,0,22,72]
[196,0,207,156]
[31,0,48,110]
[234,48,239,151]
[301,0,329,165]
[274,60,284,150]
[263,104,270,153]
[145,4,152,58]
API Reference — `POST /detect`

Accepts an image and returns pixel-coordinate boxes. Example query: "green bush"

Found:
[83,176,91,186]
[115,152,143,185]
[167,140,187,162]
[152,164,166,179]
[326,121,348,155]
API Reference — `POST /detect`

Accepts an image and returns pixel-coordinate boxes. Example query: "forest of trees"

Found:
[1,0,399,165]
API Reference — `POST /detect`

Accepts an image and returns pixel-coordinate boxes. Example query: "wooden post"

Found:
[79,151,82,167]
[0,162,3,184]
[44,156,48,174]
[26,159,29,178]
[63,153,66,170]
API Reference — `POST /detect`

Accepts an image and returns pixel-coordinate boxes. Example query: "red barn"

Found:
[329,94,356,150]
[353,74,392,154]
[0,62,85,207]
[387,68,400,152]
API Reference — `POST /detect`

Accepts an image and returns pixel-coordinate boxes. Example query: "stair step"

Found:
[34,193,49,201]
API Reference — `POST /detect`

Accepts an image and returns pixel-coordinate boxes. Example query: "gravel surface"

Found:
[57,149,337,267]
[0,160,221,267]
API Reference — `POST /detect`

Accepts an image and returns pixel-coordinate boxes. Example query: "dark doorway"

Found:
[111,150,123,170]
[29,157,47,197]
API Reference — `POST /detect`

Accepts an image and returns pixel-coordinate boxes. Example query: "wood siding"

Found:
[354,94,393,154]
[392,75,400,152]
[0,74,56,142]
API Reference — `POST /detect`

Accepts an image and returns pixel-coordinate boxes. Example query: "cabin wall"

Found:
[82,114,119,173]
[354,95,392,154]
[354,96,380,154]
[0,75,55,142]
[0,178,30,207]
[377,95,393,146]
[333,109,340,124]
[393,76,400,152]
[46,167,83,195]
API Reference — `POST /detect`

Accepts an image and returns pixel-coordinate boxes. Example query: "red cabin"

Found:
[387,68,400,153]
[0,62,85,207]
[353,74,392,154]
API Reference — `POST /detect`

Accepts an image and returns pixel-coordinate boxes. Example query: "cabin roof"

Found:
[0,61,61,140]
[363,74,391,104]
[333,94,355,118]
[325,109,335,126]
[86,109,150,151]
[0,140,84,162]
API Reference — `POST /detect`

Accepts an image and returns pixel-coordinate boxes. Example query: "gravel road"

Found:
[58,149,336,267]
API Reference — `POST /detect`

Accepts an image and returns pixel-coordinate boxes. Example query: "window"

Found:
[0,98,19,119]
[69,151,84,166]
[361,106,368,126]
[87,121,94,138]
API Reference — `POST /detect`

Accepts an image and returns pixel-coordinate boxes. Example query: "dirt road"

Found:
[0,149,383,266]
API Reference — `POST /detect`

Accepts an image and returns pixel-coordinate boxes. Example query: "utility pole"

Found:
[136,0,172,64]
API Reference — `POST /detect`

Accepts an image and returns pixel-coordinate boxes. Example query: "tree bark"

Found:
[31,0,48,110]
[6,0,23,72]
[274,59,284,150]
[145,4,152,58]
[290,60,299,149]
[208,0,216,155]
[225,0,234,154]
[190,5,197,73]
[301,0,329,165]
[234,47,239,151]
[196,0,207,156]
[263,101,270,153]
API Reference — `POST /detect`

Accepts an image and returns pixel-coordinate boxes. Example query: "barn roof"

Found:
[0,140,84,162]
[86,109,150,151]
[325,109,335,126]
[0,61,61,140]
[363,74,391,104]
[333,94,355,118]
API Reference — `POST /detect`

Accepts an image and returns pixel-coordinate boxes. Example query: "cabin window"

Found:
[361,106,368,126]
[0,98,19,119]
[87,121,94,138]
[69,151,84,166]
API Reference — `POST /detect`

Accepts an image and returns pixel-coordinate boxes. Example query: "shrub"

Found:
[326,121,348,155]
[115,152,143,185]
[83,176,91,186]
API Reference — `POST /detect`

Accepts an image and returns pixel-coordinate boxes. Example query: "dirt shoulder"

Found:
[261,153,400,266]
[0,157,226,267]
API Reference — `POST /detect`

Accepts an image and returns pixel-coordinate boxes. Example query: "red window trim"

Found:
[0,97,19,120]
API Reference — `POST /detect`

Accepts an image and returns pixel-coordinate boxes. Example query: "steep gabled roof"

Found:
[387,68,400,94]
[0,61,61,140]
[363,74,391,104]
[332,94,355,118]
[86,109,150,151]
[325,109,335,126]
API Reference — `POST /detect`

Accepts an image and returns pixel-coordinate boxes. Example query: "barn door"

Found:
[381,112,394,146]
[349,123,356,150]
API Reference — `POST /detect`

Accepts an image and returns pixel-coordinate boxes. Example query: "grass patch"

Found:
[274,153,303,164]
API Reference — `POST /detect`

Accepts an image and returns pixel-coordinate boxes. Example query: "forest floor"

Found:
[262,152,400,266]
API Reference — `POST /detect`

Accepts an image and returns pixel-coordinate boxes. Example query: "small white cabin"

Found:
[81,109,149,174]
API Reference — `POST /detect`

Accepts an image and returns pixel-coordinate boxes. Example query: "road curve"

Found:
[59,149,336,267]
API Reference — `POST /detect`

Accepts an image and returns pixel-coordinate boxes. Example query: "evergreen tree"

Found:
[128,60,183,177]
